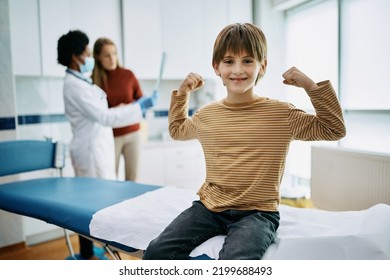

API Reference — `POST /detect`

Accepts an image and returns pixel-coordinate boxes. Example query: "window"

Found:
[283,0,390,195]
[339,0,390,154]
[284,0,338,189]
[285,0,338,110]
[341,0,390,110]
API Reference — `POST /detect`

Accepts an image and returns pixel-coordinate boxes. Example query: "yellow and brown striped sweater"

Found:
[169,81,346,212]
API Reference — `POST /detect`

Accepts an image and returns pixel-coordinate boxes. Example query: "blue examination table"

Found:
[0,177,160,251]
[0,139,159,258]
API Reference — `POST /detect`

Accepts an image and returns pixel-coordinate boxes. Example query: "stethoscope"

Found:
[66,68,106,99]
[66,68,92,84]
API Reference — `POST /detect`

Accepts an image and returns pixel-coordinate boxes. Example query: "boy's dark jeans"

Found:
[143,200,280,260]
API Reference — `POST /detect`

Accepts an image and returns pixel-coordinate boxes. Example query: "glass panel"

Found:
[341,111,390,154]
[284,0,338,191]
[285,0,338,110]
[341,0,390,109]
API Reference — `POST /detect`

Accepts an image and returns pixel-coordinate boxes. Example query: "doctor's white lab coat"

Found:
[63,70,143,180]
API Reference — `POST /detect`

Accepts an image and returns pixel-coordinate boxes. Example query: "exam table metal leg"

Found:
[64,229,76,260]
[104,245,121,260]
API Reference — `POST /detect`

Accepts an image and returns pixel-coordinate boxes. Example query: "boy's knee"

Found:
[142,240,161,260]
[143,238,175,260]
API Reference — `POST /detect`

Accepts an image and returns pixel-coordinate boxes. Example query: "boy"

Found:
[143,23,346,260]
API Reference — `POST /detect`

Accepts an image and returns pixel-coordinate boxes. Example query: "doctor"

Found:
[57,30,156,259]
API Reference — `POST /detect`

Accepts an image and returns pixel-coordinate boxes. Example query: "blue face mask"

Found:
[79,57,95,73]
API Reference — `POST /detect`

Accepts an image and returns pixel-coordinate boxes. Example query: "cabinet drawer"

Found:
[138,147,164,185]
[165,179,202,190]
[164,145,203,161]
[165,160,200,181]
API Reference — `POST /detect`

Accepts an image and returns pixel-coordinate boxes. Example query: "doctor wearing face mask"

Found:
[57,30,156,259]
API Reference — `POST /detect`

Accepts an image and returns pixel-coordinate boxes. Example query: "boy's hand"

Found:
[282,67,318,91]
[177,72,204,95]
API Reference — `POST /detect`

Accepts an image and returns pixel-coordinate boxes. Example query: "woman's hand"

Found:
[282,67,318,91]
[177,72,204,95]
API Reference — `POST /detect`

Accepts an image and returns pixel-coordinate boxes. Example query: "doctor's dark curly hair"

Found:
[57,30,89,67]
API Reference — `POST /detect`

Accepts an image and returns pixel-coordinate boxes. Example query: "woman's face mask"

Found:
[79,56,95,73]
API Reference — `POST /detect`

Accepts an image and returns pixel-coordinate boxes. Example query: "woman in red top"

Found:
[92,38,143,181]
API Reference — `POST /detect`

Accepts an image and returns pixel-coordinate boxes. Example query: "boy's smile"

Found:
[230,77,248,83]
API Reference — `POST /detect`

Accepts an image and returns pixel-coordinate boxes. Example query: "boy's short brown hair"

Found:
[212,22,267,70]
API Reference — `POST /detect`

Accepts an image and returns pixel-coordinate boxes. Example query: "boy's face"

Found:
[213,51,265,96]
